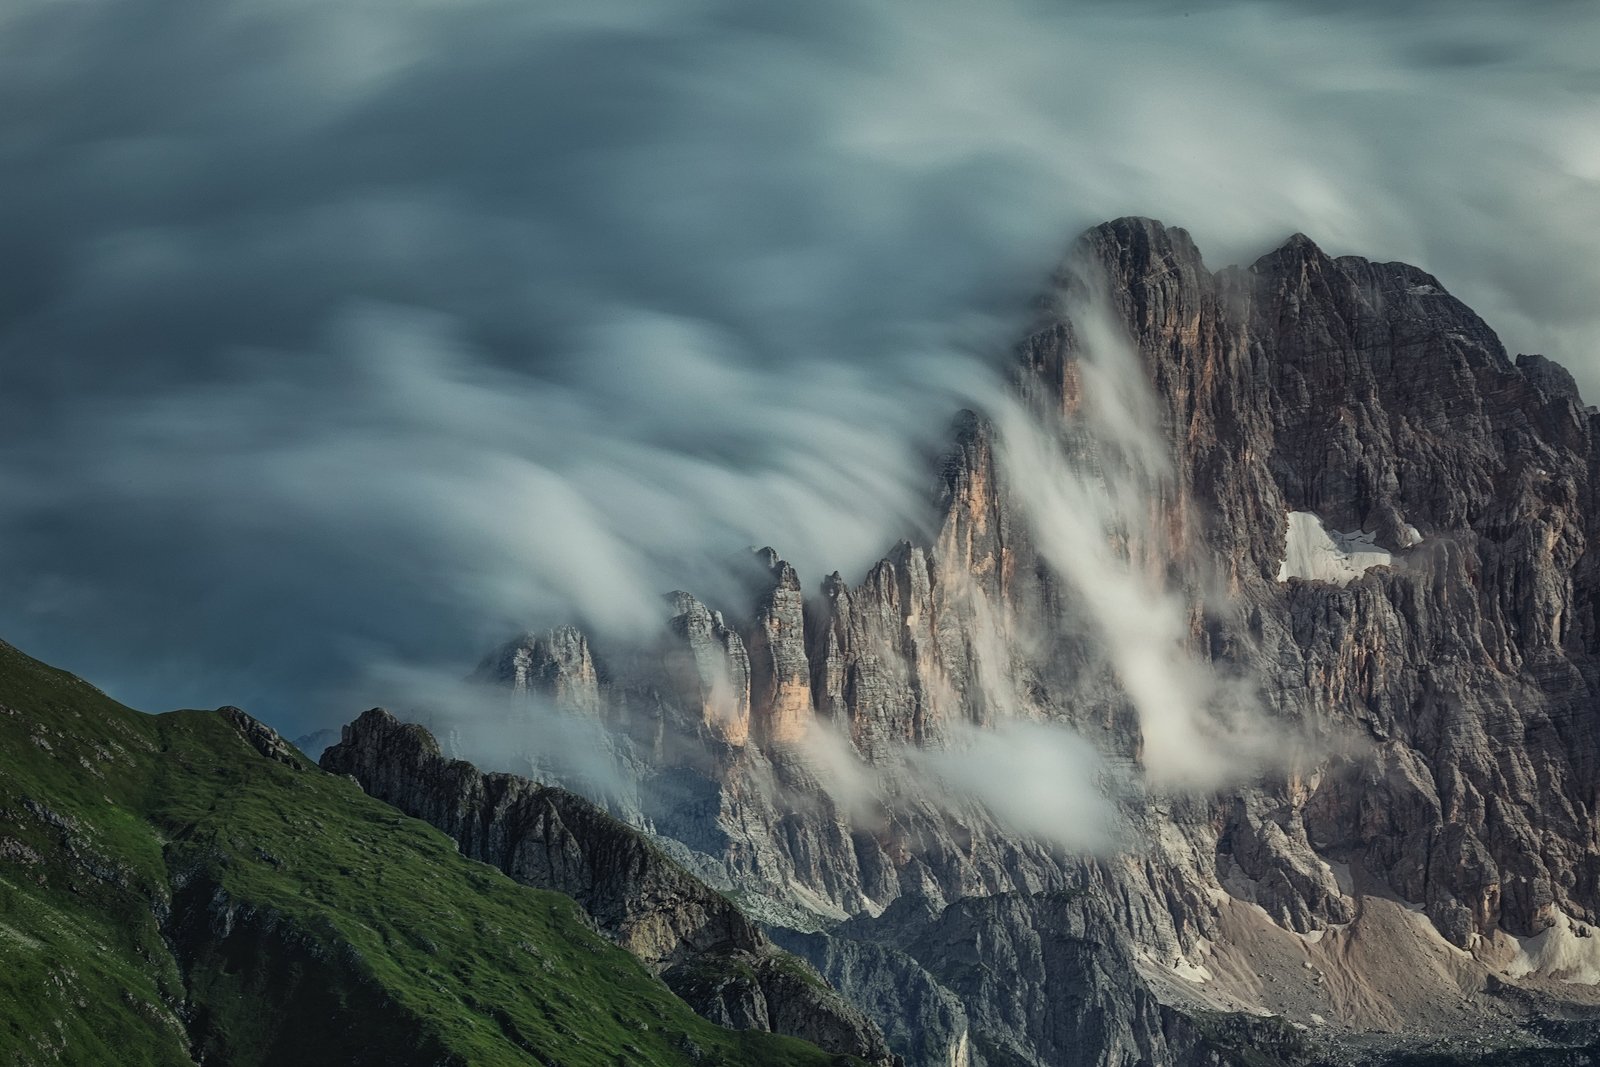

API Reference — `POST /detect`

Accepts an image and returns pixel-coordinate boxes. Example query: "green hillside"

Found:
[0,639,852,1067]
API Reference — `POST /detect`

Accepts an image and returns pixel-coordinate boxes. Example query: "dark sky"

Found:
[2,0,1596,735]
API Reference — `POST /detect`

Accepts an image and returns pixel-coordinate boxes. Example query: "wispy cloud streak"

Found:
[0,0,1594,729]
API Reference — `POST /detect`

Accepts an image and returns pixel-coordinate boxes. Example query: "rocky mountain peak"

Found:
[471,625,602,716]
[1517,350,1586,405]
[1081,215,1206,274]
[405,218,1600,1066]
[665,590,753,746]
[747,548,812,748]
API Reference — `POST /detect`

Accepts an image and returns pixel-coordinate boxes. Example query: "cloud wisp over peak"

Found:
[2,0,1596,732]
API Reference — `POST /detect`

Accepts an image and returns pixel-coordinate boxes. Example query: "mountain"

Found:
[290,728,340,762]
[440,219,1600,1065]
[9,216,1600,1066]
[0,638,866,1066]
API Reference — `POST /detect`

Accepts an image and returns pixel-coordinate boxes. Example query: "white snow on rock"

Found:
[1276,512,1395,586]
[1506,911,1600,985]
[1170,952,1214,984]
[1136,944,1214,985]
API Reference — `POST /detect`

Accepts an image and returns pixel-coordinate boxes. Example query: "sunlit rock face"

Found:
[454,218,1600,1066]
[747,549,814,748]
[664,591,754,747]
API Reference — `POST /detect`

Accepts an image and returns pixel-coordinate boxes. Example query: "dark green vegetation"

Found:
[0,640,855,1066]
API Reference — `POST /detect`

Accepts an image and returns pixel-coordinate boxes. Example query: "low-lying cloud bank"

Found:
[1,0,1595,733]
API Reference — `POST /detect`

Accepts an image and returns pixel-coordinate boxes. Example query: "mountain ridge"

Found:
[321,704,900,1065]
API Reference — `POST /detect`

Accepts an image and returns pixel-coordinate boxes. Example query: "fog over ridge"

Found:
[1,0,1596,733]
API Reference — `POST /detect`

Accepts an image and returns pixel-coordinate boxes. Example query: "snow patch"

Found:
[1137,943,1215,985]
[1276,511,1395,586]
[1171,954,1214,984]
[1506,911,1600,984]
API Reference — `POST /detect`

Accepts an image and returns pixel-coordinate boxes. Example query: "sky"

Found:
[1,0,1597,735]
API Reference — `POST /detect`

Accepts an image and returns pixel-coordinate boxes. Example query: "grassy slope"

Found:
[0,640,850,1067]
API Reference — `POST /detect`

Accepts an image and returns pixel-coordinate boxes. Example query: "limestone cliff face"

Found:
[321,708,898,1066]
[664,592,754,748]
[1076,217,1600,947]
[748,549,814,748]
[454,219,1600,1065]
[471,625,603,718]
[807,890,1315,1067]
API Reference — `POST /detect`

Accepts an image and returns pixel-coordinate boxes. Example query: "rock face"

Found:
[446,218,1600,1065]
[795,890,1314,1067]
[472,624,604,718]
[1086,217,1599,947]
[769,925,975,1067]
[322,707,898,1066]
[748,548,814,748]
[664,592,754,747]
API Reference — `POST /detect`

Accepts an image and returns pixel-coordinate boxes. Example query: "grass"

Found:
[0,640,855,1067]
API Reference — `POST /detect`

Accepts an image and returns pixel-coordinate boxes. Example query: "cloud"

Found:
[989,280,1293,788]
[0,0,1596,734]
[913,719,1118,851]
[347,657,645,810]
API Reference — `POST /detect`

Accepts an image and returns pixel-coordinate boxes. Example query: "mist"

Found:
[2,0,1596,734]
[991,282,1291,789]
[351,658,642,810]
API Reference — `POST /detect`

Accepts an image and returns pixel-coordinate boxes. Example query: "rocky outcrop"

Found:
[324,707,759,967]
[220,705,311,771]
[321,707,898,1066]
[666,949,893,1064]
[812,890,1313,1067]
[770,926,975,1067]
[470,625,603,718]
[748,548,814,748]
[657,592,754,747]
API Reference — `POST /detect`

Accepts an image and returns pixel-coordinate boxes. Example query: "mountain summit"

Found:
[439,219,1600,1065]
